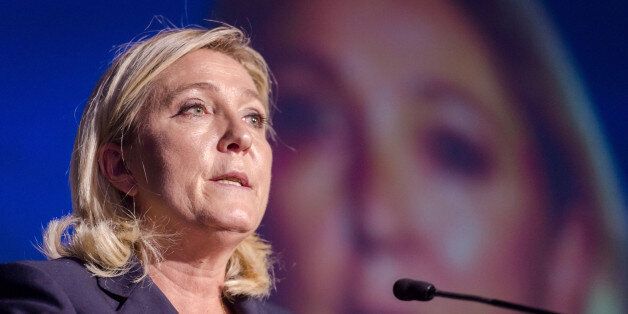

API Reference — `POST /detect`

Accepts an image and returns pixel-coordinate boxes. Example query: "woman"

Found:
[216,1,627,313]
[0,26,284,313]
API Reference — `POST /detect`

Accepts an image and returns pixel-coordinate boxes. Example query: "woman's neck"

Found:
[148,259,230,313]
[147,227,245,314]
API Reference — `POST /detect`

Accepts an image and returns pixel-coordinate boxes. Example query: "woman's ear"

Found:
[98,143,138,196]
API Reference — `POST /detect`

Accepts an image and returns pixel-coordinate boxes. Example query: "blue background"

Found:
[0,0,625,262]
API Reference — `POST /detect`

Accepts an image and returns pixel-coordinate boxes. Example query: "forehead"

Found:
[285,1,494,90]
[272,0,522,132]
[155,49,259,96]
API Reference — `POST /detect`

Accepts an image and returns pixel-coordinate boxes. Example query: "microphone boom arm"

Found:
[435,289,560,314]
[393,278,561,314]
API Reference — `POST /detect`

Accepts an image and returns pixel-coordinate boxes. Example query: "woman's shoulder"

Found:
[3,257,94,282]
[1,257,101,295]
[0,257,169,313]
[0,257,108,312]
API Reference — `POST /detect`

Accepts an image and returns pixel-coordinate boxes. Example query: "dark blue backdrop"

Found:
[0,0,625,262]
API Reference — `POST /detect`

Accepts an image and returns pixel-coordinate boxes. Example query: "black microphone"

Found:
[393,278,561,314]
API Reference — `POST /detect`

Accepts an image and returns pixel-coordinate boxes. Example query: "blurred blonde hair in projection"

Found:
[215,0,626,313]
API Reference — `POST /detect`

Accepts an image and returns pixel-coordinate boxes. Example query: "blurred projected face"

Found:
[266,1,549,313]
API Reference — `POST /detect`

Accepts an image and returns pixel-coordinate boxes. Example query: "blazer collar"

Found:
[94,259,178,313]
[96,259,144,298]
[93,259,281,314]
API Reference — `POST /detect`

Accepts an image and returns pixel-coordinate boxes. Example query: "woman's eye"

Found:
[244,113,267,128]
[178,103,207,117]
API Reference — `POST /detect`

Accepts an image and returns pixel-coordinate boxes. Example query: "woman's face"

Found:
[265,1,550,313]
[129,49,272,237]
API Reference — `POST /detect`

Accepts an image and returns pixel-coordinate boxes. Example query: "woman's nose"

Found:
[218,120,253,153]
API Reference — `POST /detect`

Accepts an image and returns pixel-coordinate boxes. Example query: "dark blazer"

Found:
[0,258,286,314]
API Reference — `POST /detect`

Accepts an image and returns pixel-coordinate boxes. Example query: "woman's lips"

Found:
[210,171,251,188]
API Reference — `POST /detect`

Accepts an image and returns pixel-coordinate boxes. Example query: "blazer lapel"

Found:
[96,261,178,313]
[95,261,283,313]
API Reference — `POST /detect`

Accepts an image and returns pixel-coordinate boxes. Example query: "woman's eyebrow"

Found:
[164,82,262,103]
[241,88,263,103]
[167,82,219,100]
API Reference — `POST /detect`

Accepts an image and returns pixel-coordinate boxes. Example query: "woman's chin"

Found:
[195,209,260,235]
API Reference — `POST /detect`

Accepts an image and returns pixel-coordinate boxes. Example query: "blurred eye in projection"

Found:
[426,127,494,179]
[417,81,498,179]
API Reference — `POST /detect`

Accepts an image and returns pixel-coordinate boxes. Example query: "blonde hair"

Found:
[43,26,274,298]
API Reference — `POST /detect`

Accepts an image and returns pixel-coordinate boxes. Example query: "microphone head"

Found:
[393,278,436,301]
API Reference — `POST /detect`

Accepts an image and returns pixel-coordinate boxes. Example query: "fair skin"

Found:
[100,49,272,313]
[261,1,589,313]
